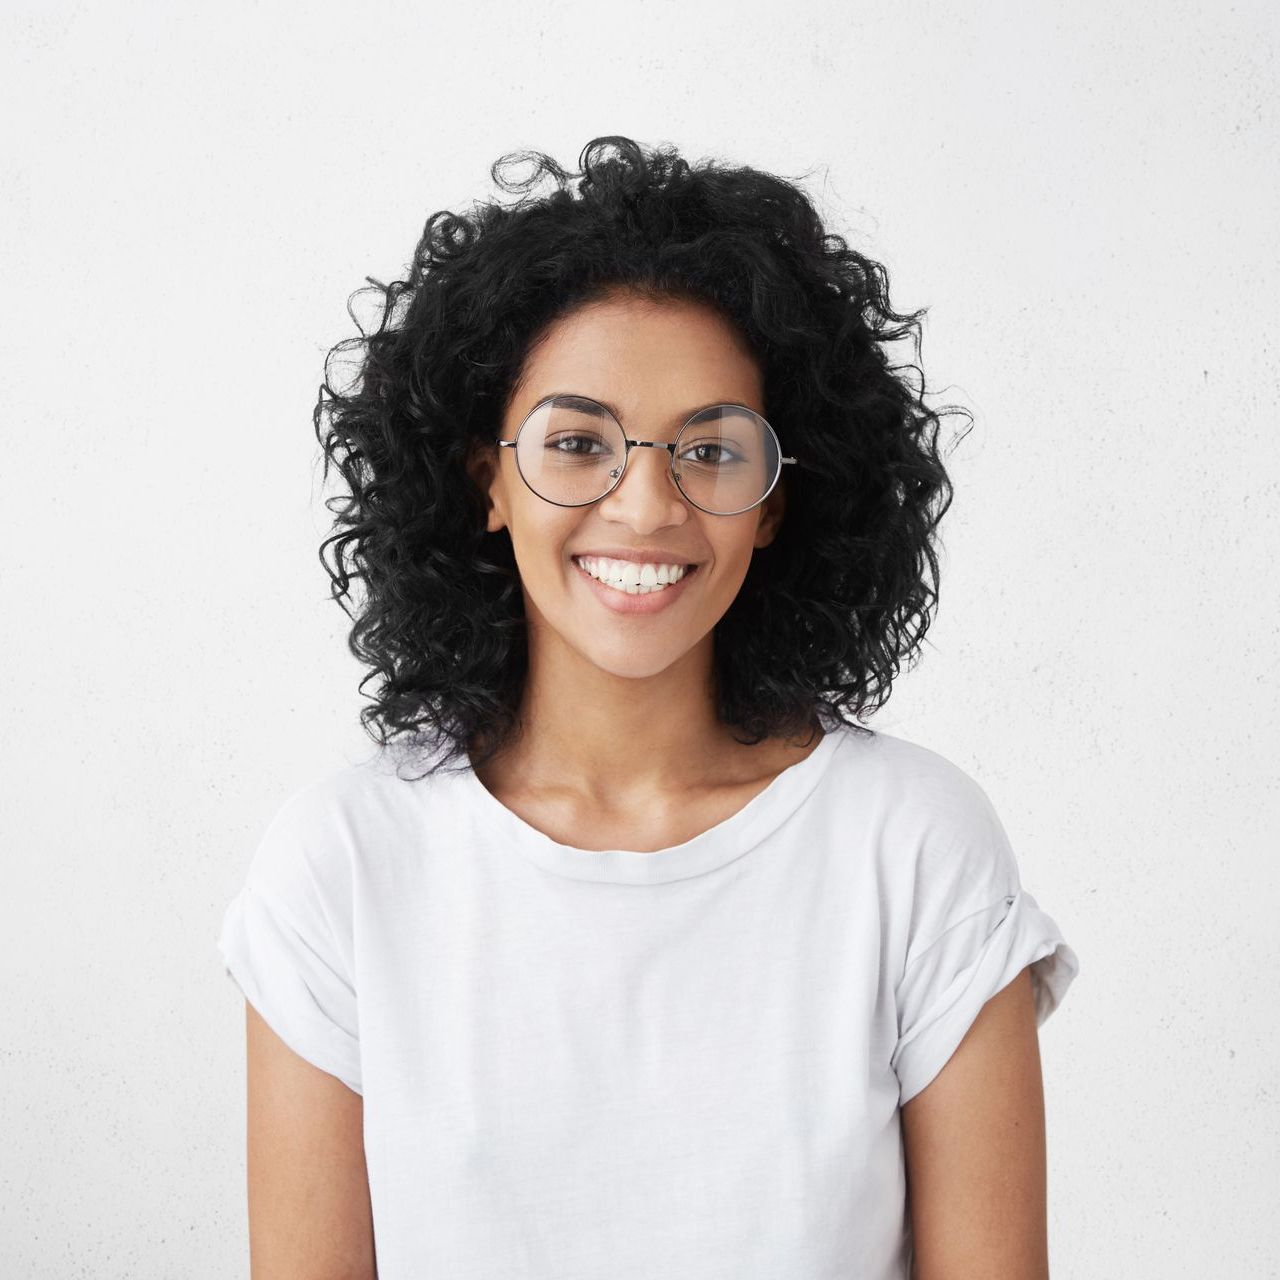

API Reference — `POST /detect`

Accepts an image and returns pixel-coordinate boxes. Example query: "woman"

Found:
[217,135,1079,1279]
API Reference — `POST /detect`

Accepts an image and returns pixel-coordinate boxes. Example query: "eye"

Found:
[678,440,742,466]
[548,432,610,455]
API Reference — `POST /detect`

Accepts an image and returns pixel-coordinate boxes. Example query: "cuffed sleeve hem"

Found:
[892,887,1079,1106]
[217,880,363,1096]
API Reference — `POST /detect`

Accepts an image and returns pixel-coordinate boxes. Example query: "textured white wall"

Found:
[3,0,1276,1274]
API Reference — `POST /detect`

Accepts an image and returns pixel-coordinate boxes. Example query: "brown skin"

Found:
[242,286,1051,1276]
[245,1004,375,1278]
[464,286,824,849]
[902,967,1051,1280]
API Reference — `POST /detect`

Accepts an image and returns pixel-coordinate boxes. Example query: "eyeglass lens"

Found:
[514,396,781,514]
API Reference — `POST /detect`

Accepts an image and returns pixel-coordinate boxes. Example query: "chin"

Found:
[573,636,693,681]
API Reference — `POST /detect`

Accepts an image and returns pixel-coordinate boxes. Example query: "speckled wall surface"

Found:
[3,1,1276,1275]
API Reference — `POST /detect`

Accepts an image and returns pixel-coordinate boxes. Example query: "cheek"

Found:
[708,530,758,580]
[507,510,583,584]
[723,534,770,595]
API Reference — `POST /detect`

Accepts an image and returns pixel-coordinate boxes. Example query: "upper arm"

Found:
[900,966,1049,1280]
[245,1001,377,1280]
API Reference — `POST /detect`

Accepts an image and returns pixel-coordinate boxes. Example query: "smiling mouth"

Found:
[571,556,700,595]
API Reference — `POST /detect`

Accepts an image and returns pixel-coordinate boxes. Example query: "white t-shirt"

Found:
[217,722,1078,1279]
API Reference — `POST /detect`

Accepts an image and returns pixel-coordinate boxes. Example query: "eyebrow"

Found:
[537,392,755,426]
[549,394,621,419]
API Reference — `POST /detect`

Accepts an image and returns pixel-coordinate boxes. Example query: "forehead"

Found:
[509,290,764,420]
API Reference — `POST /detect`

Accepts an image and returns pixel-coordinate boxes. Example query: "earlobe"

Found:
[465,443,507,534]
[464,441,492,489]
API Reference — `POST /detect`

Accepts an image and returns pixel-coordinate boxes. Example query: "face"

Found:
[467,288,785,680]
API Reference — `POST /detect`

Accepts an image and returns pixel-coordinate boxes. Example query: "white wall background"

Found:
[3,0,1276,1274]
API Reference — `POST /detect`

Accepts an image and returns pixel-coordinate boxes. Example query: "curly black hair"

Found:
[314,135,968,779]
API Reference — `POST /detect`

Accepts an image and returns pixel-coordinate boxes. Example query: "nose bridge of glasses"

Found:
[611,437,682,500]
[626,437,677,461]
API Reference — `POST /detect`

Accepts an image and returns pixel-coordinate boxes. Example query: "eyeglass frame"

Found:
[495,394,797,516]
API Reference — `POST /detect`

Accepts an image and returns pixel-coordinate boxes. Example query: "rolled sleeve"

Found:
[891,886,1078,1105]
[217,783,362,1096]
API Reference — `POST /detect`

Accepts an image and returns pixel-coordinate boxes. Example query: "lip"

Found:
[570,548,701,565]
[570,555,701,615]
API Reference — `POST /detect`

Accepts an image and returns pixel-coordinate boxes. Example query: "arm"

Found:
[245,1001,378,1279]
[900,966,1050,1280]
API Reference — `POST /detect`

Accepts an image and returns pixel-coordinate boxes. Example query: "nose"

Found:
[598,441,689,525]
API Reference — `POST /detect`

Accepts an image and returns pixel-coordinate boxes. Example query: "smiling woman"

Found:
[215,135,1079,1279]
[467,289,785,673]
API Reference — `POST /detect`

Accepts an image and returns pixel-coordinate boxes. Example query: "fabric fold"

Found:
[217,878,363,1095]
[891,887,1079,1105]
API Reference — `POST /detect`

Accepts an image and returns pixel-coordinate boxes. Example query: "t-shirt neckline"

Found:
[458,726,848,885]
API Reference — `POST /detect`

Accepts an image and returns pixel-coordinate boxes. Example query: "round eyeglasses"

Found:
[496,394,797,516]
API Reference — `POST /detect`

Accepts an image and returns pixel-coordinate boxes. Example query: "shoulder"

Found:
[245,747,436,903]
[827,727,1023,945]
[828,727,1011,851]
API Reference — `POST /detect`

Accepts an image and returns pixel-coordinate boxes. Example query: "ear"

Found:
[752,477,786,550]
[464,440,509,535]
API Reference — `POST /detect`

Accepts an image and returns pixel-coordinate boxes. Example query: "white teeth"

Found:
[573,556,693,595]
